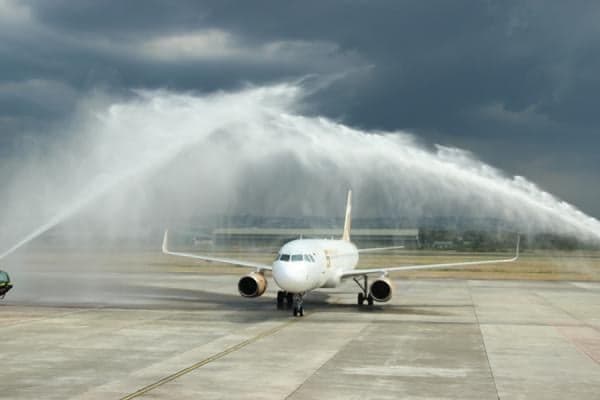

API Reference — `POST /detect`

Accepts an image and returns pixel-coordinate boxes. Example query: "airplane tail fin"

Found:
[342,190,352,241]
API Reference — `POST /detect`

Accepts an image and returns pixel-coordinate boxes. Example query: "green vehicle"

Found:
[0,270,12,298]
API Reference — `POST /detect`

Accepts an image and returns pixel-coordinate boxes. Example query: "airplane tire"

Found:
[367,294,374,306]
[299,307,304,317]
[358,293,365,305]
[276,291,285,309]
[293,307,298,317]
[286,292,294,308]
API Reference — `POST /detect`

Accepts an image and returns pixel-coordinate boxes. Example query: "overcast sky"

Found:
[1,0,599,217]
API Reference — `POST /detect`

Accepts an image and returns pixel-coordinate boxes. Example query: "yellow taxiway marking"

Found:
[120,318,298,400]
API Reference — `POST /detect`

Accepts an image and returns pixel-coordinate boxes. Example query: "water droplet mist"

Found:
[1,83,600,258]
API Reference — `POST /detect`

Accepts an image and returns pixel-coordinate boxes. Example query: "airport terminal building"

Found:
[210,227,420,248]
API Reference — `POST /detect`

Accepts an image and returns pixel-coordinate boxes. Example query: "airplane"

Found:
[162,190,520,317]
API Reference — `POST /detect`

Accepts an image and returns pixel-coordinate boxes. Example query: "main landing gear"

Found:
[354,275,373,306]
[276,290,293,309]
[276,290,304,317]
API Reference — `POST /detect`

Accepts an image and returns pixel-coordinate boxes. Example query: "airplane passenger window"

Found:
[280,254,290,261]
[291,254,303,262]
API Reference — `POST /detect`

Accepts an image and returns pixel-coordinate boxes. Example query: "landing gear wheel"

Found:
[357,292,365,305]
[277,291,285,309]
[292,293,305,317]
[286,292,294,308]
[367,294,374,306]
[353,275,370,307]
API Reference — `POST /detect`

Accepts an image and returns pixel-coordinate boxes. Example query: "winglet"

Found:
[342,190,352,241]
[514,234,520,260]
[162,230,169,254]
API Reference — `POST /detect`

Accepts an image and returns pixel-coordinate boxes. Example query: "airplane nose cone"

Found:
[272,262,312,293]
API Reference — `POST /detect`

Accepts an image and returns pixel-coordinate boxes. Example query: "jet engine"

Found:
[369,277,393,302]
[238,272,267,298]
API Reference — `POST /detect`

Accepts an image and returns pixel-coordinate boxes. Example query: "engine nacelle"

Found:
[238,272,267,298]
[369,277,393,302]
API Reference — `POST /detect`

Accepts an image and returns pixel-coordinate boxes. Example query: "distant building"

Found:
[432,240,455,250]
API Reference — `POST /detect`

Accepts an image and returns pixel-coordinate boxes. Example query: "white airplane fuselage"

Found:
[271,239,358,293]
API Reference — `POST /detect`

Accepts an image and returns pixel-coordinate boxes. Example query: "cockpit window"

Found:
[303,254,311,262]
[279,254,290,261]
[309,255,316,262]
[291,254,303,262]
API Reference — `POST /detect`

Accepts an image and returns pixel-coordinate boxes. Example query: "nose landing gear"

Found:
[292,293,304,317]
[276,290,304,316]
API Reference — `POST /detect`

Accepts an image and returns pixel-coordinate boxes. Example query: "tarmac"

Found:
[2,257,600,399]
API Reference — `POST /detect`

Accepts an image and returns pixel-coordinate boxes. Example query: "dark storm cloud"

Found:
[2,0,600,215]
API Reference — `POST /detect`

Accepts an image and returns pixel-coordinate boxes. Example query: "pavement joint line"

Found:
[467,281,500,400]
[531,291,600,365]
[119,318,298,400]
[0,307,98,328]
[284,321,371,400]
[531,291,600,334]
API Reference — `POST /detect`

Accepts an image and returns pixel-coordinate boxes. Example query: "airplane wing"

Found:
[162,230,272,271]
[358,245,405,253]
[342,236,520,279]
